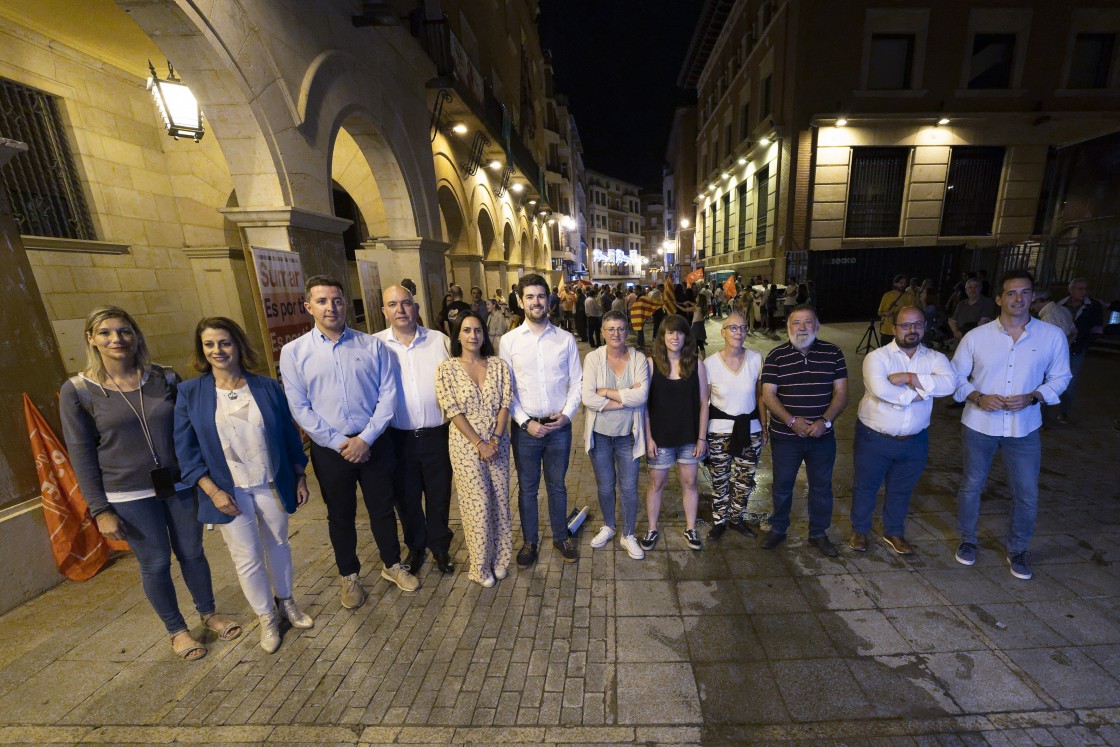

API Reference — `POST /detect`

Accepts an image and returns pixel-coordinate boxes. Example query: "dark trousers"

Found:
[310,434,400,575]
[850,421,928,536]
[390,425,454,554]
[586,316,602,347]
[769,433,837,537]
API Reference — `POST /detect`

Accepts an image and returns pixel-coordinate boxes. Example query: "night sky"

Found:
[538,0,704,189]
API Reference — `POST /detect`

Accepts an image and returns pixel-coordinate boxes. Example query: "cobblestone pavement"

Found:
[1,321,1118,746]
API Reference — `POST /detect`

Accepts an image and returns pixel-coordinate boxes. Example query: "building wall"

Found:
[2,19,220,375]
[683,0,1120,282]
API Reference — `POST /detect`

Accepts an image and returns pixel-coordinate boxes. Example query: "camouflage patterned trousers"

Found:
[707,431,769,524]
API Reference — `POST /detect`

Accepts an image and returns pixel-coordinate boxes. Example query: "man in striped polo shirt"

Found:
[760,305,849,556]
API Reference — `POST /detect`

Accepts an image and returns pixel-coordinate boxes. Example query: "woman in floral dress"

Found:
[436,313,514,587]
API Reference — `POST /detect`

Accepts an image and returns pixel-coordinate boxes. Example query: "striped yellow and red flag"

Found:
[24,394,127,581]
[629,294,660,331]
[662,279,677,314]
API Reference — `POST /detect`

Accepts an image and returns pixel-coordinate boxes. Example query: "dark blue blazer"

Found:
[174,372,308,525]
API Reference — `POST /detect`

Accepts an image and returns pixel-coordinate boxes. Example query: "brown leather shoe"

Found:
[882,535,914,556]
[848,533,869,552]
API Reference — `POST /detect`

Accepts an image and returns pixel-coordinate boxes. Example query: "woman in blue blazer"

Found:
[174,317,313,653]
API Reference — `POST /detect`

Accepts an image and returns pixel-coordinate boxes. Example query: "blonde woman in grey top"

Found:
[581,310,650,559]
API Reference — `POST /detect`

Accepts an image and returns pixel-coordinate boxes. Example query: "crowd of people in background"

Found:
[57,263,1108,662]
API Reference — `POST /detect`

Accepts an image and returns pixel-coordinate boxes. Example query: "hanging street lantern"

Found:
[147,60,204,142]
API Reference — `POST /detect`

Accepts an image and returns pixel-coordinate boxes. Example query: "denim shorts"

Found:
[646,443,702,469]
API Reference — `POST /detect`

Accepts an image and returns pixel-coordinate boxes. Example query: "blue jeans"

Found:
[113,489,215,634]
[588,434,639,536]
[957,425,1041,554]
[511,422,572,545]
[850,421,928,536]
[769,433,837,537]
[1059,351,1085,415]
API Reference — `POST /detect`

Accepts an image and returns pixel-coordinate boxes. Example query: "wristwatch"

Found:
[1029,395,1039,406]
[823,419,832,430]
[519,419,530,431]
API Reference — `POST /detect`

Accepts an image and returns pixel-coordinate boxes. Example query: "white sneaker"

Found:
[494,566,508,580]
[590,526,616,549]
[620,534,645,560]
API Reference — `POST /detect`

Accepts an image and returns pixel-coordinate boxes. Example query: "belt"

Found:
[528,416,556,424]
[392,424,449,438]
[863,422,922,440]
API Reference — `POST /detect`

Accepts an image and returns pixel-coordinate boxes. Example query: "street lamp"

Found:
[147,60,204,141]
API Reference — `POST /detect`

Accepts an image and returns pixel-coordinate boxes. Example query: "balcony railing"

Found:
[419,17,541,190]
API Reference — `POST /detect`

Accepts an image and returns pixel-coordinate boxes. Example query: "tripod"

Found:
[856,319,880,355]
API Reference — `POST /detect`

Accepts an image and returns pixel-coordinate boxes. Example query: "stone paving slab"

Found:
[1,322,1118,746]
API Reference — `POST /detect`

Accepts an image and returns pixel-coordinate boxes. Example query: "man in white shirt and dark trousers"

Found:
[280,275,419,611]
[951,270,1071,580]
[500,273,583,567]
[376,285,455,575]
[849,306,958,556]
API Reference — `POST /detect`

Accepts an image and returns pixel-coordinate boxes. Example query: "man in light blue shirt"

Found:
[280,275,418,608]
[951,270,1071,581]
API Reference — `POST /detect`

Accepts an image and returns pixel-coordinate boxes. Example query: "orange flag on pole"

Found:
[23,393,127,581]
[685,268,704,287]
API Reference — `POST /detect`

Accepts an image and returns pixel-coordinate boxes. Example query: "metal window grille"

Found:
[711,202,719,258]
[941,146,1004,237]
[0,79,95,240]
[699,210,706,260]
[722,194,731,254]
[755,166,770,245]
[845,148,908,238]
[737,184,747,250]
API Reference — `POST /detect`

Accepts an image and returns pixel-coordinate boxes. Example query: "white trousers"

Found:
[219,484,294,615]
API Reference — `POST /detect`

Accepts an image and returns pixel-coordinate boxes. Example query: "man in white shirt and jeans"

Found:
[849,306,958,556]
[376,285,455,575]
[951,270,1071,580]
[500,273,583,567]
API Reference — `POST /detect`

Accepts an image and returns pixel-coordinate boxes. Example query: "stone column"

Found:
[183,246,261,351]
[448,254,484,300]
[220,206,352,372]
[0,138,69,613]
[359,237,451,330]
[482,260,507,303]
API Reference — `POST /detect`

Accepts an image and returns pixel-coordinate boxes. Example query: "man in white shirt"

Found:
[849,306,957,556]
[500,273,583,567]
[376,285,455,575]
[951,270,1072,581]
[280,275,418,610]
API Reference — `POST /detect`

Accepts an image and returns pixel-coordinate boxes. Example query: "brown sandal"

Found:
[201,613,242,641]
[171,630,207,661]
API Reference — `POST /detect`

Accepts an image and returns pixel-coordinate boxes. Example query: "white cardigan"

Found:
[581,346,650,459]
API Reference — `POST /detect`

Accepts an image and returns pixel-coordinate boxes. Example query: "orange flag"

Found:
[723,274,738,299]
[23,394,127,581]
[685,268,704,287]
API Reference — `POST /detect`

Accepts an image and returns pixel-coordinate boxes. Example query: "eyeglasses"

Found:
[895,322,926,331]
[603,327,627,335]
[723,325,747,333]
